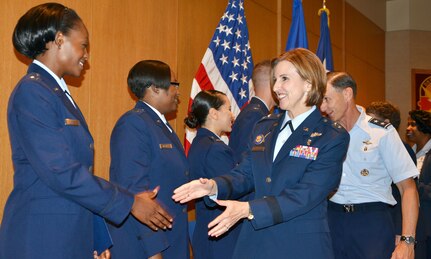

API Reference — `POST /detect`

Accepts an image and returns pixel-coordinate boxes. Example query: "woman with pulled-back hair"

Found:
[185,90,241,259]
[0,3,172,259]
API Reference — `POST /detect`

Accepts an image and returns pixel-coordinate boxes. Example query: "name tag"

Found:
[252,146,265,152]
[65,118,80,126]
[159,144,173,149]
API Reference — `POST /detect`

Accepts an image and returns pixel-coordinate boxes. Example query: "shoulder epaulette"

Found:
[132,108,145,113]
[207,136,223,143]
[321,117,345,130]
[332,121,344,130]
[27,73,40,81]
[256,113,280,124]
[252,104,262,110]
[368,117,391,129]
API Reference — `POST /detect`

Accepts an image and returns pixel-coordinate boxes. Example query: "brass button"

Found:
[185,171,189,176]
[89,143,94,149]
[88,166,94,173]
[360,169,369,176]
[265,177,271,183]
[182,208,187,213]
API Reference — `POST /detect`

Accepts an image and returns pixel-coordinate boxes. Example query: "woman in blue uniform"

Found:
[173,48,350,259]
[185,90,240,259]
[109,60,190,259]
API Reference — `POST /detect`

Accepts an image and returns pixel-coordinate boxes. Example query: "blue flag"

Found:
[316,9,334,71]
[285,0,308,51]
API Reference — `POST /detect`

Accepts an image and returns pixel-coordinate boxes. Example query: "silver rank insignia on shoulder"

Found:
[360,169,369,176]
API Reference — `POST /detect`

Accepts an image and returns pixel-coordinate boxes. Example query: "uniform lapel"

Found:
[264,113,284,164]
[137,102,185,153]
[273,109,321,164]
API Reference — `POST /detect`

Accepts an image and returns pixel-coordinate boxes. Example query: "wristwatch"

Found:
[400,235,416,245]
[247,203,254,220]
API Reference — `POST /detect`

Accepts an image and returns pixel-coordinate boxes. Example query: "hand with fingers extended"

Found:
[131,186,173,231]
[93,249,111,259]
[172,178,217,203]
[207,200,250,237]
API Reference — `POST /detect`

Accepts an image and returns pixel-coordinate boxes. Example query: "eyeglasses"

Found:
[170,82,180,88]
[407,121,416,127]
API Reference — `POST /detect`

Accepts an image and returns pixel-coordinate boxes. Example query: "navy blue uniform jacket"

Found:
[214,109,350,259]
[188,128,241,259]
[108,101,190,258]
[0,64,134,259]
[418,151,431,241]
[229,97,269,163]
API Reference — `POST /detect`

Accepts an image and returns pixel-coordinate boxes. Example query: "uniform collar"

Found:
[32,60,71,95]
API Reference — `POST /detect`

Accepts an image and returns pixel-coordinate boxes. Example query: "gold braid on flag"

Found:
[318,0,330,27]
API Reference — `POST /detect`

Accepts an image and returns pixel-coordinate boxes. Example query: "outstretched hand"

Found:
[207,200,249,237]
[172,178,216,203]
[131,186,173,231]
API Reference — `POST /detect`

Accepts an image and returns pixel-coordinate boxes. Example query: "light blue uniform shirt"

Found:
[331,106,419,205]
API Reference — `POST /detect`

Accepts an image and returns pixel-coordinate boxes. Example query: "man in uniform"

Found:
[229,60,276,163]
[321,72,419,259]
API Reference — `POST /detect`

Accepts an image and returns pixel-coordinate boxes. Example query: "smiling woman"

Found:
[173,48,350,259]
[108,60,190,259]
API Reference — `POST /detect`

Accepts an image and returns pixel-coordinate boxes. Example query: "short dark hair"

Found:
[13,3,82,59]
[409,110,431,134]
[365,101,401,130]
[127,60,171,99]
[327,72,357,98]
[271,48,326,106]
[184,90,226,129]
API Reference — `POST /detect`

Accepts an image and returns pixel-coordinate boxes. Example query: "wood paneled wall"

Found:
[0,0,385,221]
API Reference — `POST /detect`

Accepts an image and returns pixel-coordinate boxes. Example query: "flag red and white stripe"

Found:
[185,0,254,154]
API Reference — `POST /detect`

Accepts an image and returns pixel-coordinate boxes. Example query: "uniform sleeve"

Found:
[419,154,431,201]
[110,115,152,193]
[109,112,169,255]
[12,82,133,225]
[214,147,256,200]
[250,130,350,229]
[379,128,419,183]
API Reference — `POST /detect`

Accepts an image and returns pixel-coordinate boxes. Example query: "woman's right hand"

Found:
[148,253,162,259]
[172,178,217,203]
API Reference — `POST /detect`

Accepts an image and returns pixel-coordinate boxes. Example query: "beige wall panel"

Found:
[346,53,385,107]
[251,0,277,13]
[247,0,278,62]
[325,0,343,51]
[176,0,227,143]
[332,46,343,71]
[345,4,385,71]
[86,0,178,179]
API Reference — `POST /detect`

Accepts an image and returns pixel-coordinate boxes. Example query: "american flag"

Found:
[285,0,308,51]
[316,4,334,71]
[185,0,254,153]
